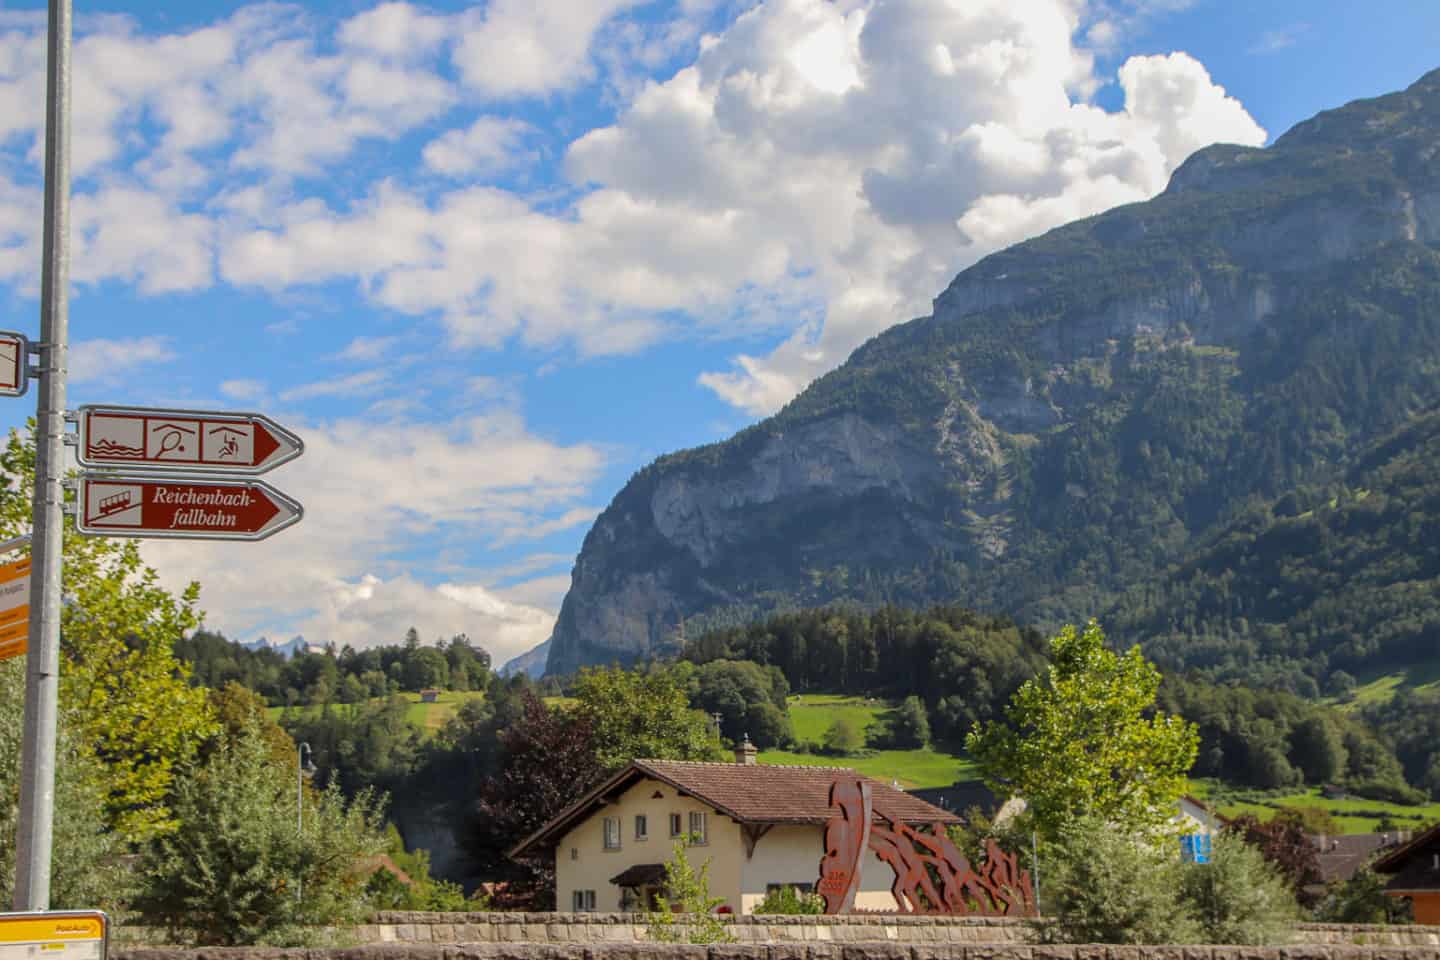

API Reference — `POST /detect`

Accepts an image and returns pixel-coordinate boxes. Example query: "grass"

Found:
[1323,659,1440,712]
[759,748,977,789]
[265,690,484,735]
[1195,783,1440,834]
[759,693,976,789]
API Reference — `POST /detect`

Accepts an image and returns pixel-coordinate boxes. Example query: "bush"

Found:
[1348,779,1428,806]
[753,885,824,914]
[134,721,387,945]
[1314,867,1413,924]
[645,837,735,944]
[1037,816,1200,944]
[821,717,864,755]
[1178,832,1298,944]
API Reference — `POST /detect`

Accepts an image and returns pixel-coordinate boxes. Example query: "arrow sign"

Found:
[75,475,303,541]
[0,331,29,398]
[77,405,303,475]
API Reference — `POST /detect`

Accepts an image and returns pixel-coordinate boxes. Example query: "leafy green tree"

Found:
[967,620,1198,840]
[1315,866,1413,924]
[1289,716,1348,784]
[1178,832,1299,944]
[0,426,218,843]
[134,720,387,945]
[881,696,930,749]
[821,717,863,755]
[689,659,792,749]
[0,660,131,910]
[572,666,724,769]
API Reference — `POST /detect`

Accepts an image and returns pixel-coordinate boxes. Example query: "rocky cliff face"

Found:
[544,67,1440,677]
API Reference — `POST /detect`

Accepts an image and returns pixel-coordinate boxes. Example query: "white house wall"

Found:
[739,823,901,914]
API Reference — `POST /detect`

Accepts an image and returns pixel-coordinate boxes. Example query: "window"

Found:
[634,814,648,840]
[603,816,622,850]
[572,889,596,912]
[689,810,707,844]
[570,847,578,861]
[669,812,684,837]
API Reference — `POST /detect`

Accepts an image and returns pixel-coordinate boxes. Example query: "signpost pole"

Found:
[15,0,71,912]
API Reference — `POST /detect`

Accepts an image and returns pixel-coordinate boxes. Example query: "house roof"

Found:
[1374,822,1440,876]
[509,759,961,861]
[1310,833,1406,886]
[610,863,667,887]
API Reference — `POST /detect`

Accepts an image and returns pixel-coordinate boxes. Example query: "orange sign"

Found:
[0,556,30,662]
[0,912,106,960]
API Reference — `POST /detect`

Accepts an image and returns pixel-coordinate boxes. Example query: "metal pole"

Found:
[14,0,71,913]
[1030,830,1041,916]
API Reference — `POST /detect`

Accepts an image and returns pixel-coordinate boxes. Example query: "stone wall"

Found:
[113,913,1440,950]
[114,940,1440,960]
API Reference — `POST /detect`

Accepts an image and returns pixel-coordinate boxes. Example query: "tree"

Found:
[0,660,131,911]
[644,837,735,944]
[821,717,863,755]
[1038,815,1200,944]
[1289,716,1348,784]
[133,720,387,945]
[466,694,605,902]
[572,666,724,769]
[882,696,931,749]
[1224,812,1322,899]
[0,426,218,843]
[966,619,1199,840]
[1178,831,1298,944]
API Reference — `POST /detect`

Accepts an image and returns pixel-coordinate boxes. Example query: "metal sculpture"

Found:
[817,779,871,913]
[818,778,1036,916]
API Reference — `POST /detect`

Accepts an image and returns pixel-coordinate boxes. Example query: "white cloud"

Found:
[69,336,177,384]
[1248,22,1309,55]
[219,378,267,401]
[452,0,644,97]
[492,505,603,547]
[279,369,391,402]
[334,335,401,362]
[422,116,535,178]
[143,411,605,663]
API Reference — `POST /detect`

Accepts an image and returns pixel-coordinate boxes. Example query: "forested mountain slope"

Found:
[545,67,1440,680]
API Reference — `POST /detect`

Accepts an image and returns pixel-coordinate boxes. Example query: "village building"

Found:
[1373,822,1440,925]
[509,740,960,914]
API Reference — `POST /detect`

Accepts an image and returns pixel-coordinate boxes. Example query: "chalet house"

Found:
[1373,822,1440,925]
[509,741,960,914]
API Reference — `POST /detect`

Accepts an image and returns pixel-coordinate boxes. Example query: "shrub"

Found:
[1036,816,1200,944]
[1178,831,1299,944]
[645,837,735,944]
[754,885,825,915]
[1314,867,1413,924]
[133,721,387,945]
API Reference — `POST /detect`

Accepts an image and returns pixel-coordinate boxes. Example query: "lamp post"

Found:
[297,742,316,901]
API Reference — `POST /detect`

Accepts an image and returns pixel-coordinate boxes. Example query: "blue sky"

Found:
[0,0,1435,665]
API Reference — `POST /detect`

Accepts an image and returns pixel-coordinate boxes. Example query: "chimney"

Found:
[735,734,757,765]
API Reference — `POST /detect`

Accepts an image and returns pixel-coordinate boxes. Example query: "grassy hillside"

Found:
[758,694,976,789]
[266,690,484,734]
[1192,782,1440,834]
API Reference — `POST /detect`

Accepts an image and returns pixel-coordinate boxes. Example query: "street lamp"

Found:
[296,742,317,901]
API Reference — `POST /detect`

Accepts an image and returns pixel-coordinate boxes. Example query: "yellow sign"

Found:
[0,912,106,960]
[0,555,29,662]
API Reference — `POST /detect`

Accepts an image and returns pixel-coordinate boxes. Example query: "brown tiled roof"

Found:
[509,759,961,861]
[636,759,961,826]
[1374,822,1440,876]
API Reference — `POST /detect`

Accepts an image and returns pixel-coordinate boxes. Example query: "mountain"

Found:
[500,637,550,679]
[544,67,1440,681]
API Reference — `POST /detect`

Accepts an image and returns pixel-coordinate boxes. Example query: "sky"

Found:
[0,0,1436,668]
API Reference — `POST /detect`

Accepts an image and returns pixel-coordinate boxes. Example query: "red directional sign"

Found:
[0,331,29,398]
[75,475,303,541]
[77,405,302,475]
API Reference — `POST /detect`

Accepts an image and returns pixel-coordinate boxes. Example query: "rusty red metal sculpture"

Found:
[818,779,1036,916]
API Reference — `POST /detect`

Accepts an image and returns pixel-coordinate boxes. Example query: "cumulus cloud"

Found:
[142,411,604,662]
[452,0,644,97]
[422,116,535,178]
[70,336,178,384]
